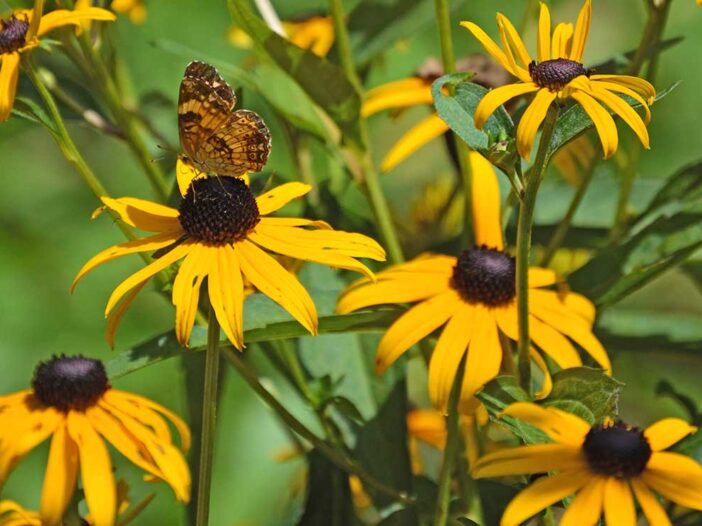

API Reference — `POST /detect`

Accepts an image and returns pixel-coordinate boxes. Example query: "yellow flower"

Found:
[73,161,385,349]
[337,152,609,413]
[0,355,190,526]
[110,0,147,24]
[473,402,701,526]
[552,134,596,185]
[0,501,40,526]
[0,2,116,121]
[462,0,655,159]
[283,15,334,58]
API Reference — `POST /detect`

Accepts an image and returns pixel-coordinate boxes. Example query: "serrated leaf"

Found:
[543,368,623,424]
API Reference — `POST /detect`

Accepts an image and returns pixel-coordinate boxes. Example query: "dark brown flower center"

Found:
[529,58,589,91]
[451,246,516,307]
[583,422,652,478]
[178,176,260,245]
[32,355,109,412]
[0,15,29,54]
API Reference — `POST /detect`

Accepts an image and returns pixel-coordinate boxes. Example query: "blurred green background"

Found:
[1,0,702,524]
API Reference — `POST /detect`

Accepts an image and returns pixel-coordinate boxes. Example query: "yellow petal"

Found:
[381,114,449,172]
[473,443,583,478]
[537,3,551,62]
[66,412,116,526]
[172,245,210,346]
[176,157,206,197]
[501,402,590,446]
[427,304,475,413]
[589,74,656,104]
[105,280,148,349]
[552,23,574,59]
[530,315,583,369]
[115,392,191,451]
[496,13,532,72]
[642,469,702,511]
[39,424,79,526]
[562,292,596,325]
[237,239,317,334]
[101,196,180,232]
[528,267,558,288]
[469,151,503,249]
[517,88,557,159]
[569,0,592,62]
[208,243,245,349]
[559,477,605,526]
[38,8,116,36]
[461,306,502,402]
[256,183,311,215]
[593,80,651,123]
[645,418,697,451]
[475,83,539,130]
[630,479,673,526]
[72,231,181,293]
[362,80,433,117]
[500,469,591,526]
[530,348,553,399]
[0,53,21,123]
[587,84,650,149]
[570,90,618,159]
[406,410,446,449]
[459,21,516,77]
[376,290,462,374]
[259,217,331,229]
[604,477,636,526]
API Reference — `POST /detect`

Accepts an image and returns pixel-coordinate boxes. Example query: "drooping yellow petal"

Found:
[101,197,180,232]
[473,443,583,478]
[630,479,673,526]
[528,267,558,288]
[461,306,502,402]
[172,245,210,346]
[530,315,583,369]
[569,0,592,62]
[501,402,590,446]
[406,410,446,449]
[645,418,697,452]
[551,23,574,59]
[559,477,606,526]
[208,243,245,349]
[469,152,503,250]
[530,348,553,399]
[593,80,651,123]
[380,114,449,172]
[589,74,656,105]
[362,79,433,117]
[517,88,557,159]
[105,280,148,349]
[37,8,116,36]
[496,14,532,73]
[459,21,516,77]
[259,217,331,229]
[176,158,206,197]
[570,90,618,159]
[647,451,702,481]
[642,470,702,511]
[237,239,317,334]
[66,412,116,526]
[39,424,79,526]
[603,477,636,526]
[256,183,311,215]
[376,290,462,374]
[500,469,591,526]
[0,53,21,123]
[561,292,596,325]
[427,304,475,412]
[587,84,650,149]
[537,3,551,62]
[475,83,540,130]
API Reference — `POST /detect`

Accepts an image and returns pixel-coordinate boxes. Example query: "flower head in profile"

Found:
[0,2,116,121]
[337,152,609,413]
[462,0,655,159]
[474,402,702,526]
[73,161,385,349]
[0,355,190,526]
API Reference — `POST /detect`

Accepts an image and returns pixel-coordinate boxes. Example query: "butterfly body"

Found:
[178,61,271,177]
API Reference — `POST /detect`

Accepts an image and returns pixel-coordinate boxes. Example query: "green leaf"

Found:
[228,0,362,146]
[478,480,519,526]
[12,96,59,138]
[432,74,518,177]
[543,368,623,424]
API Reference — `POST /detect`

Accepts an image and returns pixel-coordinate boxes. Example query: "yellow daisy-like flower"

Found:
[0,355,190,526]
[283,14,334,58]
[552,134,596,185]
[0,501,40,526]
[474,402,702,526]
[73,161,385,349]
[337,152,609,412]
[462,0,656,159]
[0,2,115,121]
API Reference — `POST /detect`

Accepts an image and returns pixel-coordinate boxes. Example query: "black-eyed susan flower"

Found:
[0,2,115,121]
[337,152,609,413]
[473,402,702,526]
[363,55,511,172]
[0,501,40,526]
[72,161,385,349]
[0,355,190,526]
[283,13,334,57]
[462,0,655,159]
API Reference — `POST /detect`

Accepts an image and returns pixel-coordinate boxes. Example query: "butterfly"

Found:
[178,60,271,177]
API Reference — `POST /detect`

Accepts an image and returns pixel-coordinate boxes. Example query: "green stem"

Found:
[628,0,671,77]
[516,107,559,393]
[328,0,361,91]
[611,143,640,242]
[520,0,540,34]
[221,347,414,506]
[434,0,456,73]
[195,308,221,526]
[433,363,464,526]
[540,156,597,266]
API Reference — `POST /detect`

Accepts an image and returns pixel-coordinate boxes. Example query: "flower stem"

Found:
[628,0,672,78]
[433,362,464,526]
[220,346,414,506]
[516,106,559,393]
[195,307,221,526]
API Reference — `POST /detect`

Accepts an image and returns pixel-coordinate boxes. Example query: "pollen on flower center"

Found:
[583,422,652,478]
[178,176,260,245]
[451,245,516,306]
[529,58,589,91]
[32,356,110,412]
[0,15,29,54]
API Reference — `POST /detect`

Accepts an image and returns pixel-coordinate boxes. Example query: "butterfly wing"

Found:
[178,61,236,163]
[197,109,272,177]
